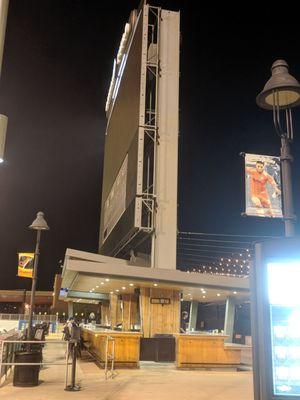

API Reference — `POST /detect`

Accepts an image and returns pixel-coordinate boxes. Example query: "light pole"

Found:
[0,0,9,163]
[256,60,300,237]
[0,113,7,163]
[27,211,49,340]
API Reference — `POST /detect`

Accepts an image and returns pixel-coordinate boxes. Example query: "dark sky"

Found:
[0,1,300,290]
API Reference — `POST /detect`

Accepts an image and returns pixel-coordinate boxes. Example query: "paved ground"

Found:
[1,339,254,400]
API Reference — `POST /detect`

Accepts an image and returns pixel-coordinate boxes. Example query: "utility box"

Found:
[251,237,300,399]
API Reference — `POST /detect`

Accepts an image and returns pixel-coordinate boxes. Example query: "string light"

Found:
[179,246,252,278]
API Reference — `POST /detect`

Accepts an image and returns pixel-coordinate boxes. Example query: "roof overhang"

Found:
[61,249,250,303]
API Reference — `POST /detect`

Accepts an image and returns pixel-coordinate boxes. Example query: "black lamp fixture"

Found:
[256,60,300,236]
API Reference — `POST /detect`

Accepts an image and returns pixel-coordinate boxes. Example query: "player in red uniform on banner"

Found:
[246,160,281,217]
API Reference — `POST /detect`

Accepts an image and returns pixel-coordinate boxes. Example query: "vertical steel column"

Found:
[136,5,160,266]
[188,301,198,332]
[67,301,74,319]
[224,296,236,343]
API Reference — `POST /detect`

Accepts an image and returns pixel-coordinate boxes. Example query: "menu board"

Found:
[267,262,300,397]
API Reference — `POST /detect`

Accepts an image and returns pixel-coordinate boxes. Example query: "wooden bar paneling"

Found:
[175,334,242,368]
[82,329,141,368]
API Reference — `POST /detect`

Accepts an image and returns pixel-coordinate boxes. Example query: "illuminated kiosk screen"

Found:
[267,261,300,397]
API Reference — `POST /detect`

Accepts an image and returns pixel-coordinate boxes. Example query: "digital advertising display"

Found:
[267,261,300,397]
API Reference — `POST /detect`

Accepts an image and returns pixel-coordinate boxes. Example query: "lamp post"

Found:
[27,211,49,340]
[256,60,300,237]
[0,113,7,163]
[0,0,9,163]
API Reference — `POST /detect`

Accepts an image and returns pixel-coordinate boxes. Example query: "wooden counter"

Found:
[82,329,142,368]
[175,334,242,368]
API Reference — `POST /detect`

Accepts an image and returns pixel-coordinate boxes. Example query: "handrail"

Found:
[0,332,20,383]
[0,313,58,323]
[0,339,71,387]
[104,336,116,380]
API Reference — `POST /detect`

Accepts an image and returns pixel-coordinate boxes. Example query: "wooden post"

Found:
[101,301,110,325]
[140,287,151,337]
[122,294,131,331]
[139,288,180,337]
[109,293,118,329]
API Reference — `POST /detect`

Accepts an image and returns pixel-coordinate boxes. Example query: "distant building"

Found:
[0,289,54,314]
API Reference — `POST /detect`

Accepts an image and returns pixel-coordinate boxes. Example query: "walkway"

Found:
[1,339,254,400]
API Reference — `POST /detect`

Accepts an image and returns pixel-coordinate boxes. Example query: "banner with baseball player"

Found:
[17,252,34,278]
[244,153,282,218]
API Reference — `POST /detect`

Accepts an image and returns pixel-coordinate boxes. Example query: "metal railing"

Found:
[0,332,20,383]
[0,314,58,323]
[104,336,116,380]
[0,339,72,388]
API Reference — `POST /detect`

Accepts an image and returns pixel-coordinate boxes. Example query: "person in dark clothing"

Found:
[180,311,189,333]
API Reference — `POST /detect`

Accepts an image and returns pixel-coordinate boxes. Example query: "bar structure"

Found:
[82,329,141,368]
[60,249,249,368]
[175,334,242,368]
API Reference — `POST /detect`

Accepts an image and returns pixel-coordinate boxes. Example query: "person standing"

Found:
[70,318,82,358]
[62,317,74,341]
[180,311,189,333]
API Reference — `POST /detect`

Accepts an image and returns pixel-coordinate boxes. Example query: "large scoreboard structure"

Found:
[99,2,180,270]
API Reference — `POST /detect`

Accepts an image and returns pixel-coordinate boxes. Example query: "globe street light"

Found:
[256,60,300,237]
[27,212,50,340]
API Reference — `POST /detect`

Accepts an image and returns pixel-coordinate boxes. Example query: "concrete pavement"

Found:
[1,339,254,400]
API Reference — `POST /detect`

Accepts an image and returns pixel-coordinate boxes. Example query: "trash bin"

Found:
[13,350,42,387]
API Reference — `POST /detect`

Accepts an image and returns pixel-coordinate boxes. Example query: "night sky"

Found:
[0,1,300,290]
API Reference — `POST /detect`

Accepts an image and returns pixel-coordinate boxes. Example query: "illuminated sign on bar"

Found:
[150,298,170,305]
[267,261,300,397]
